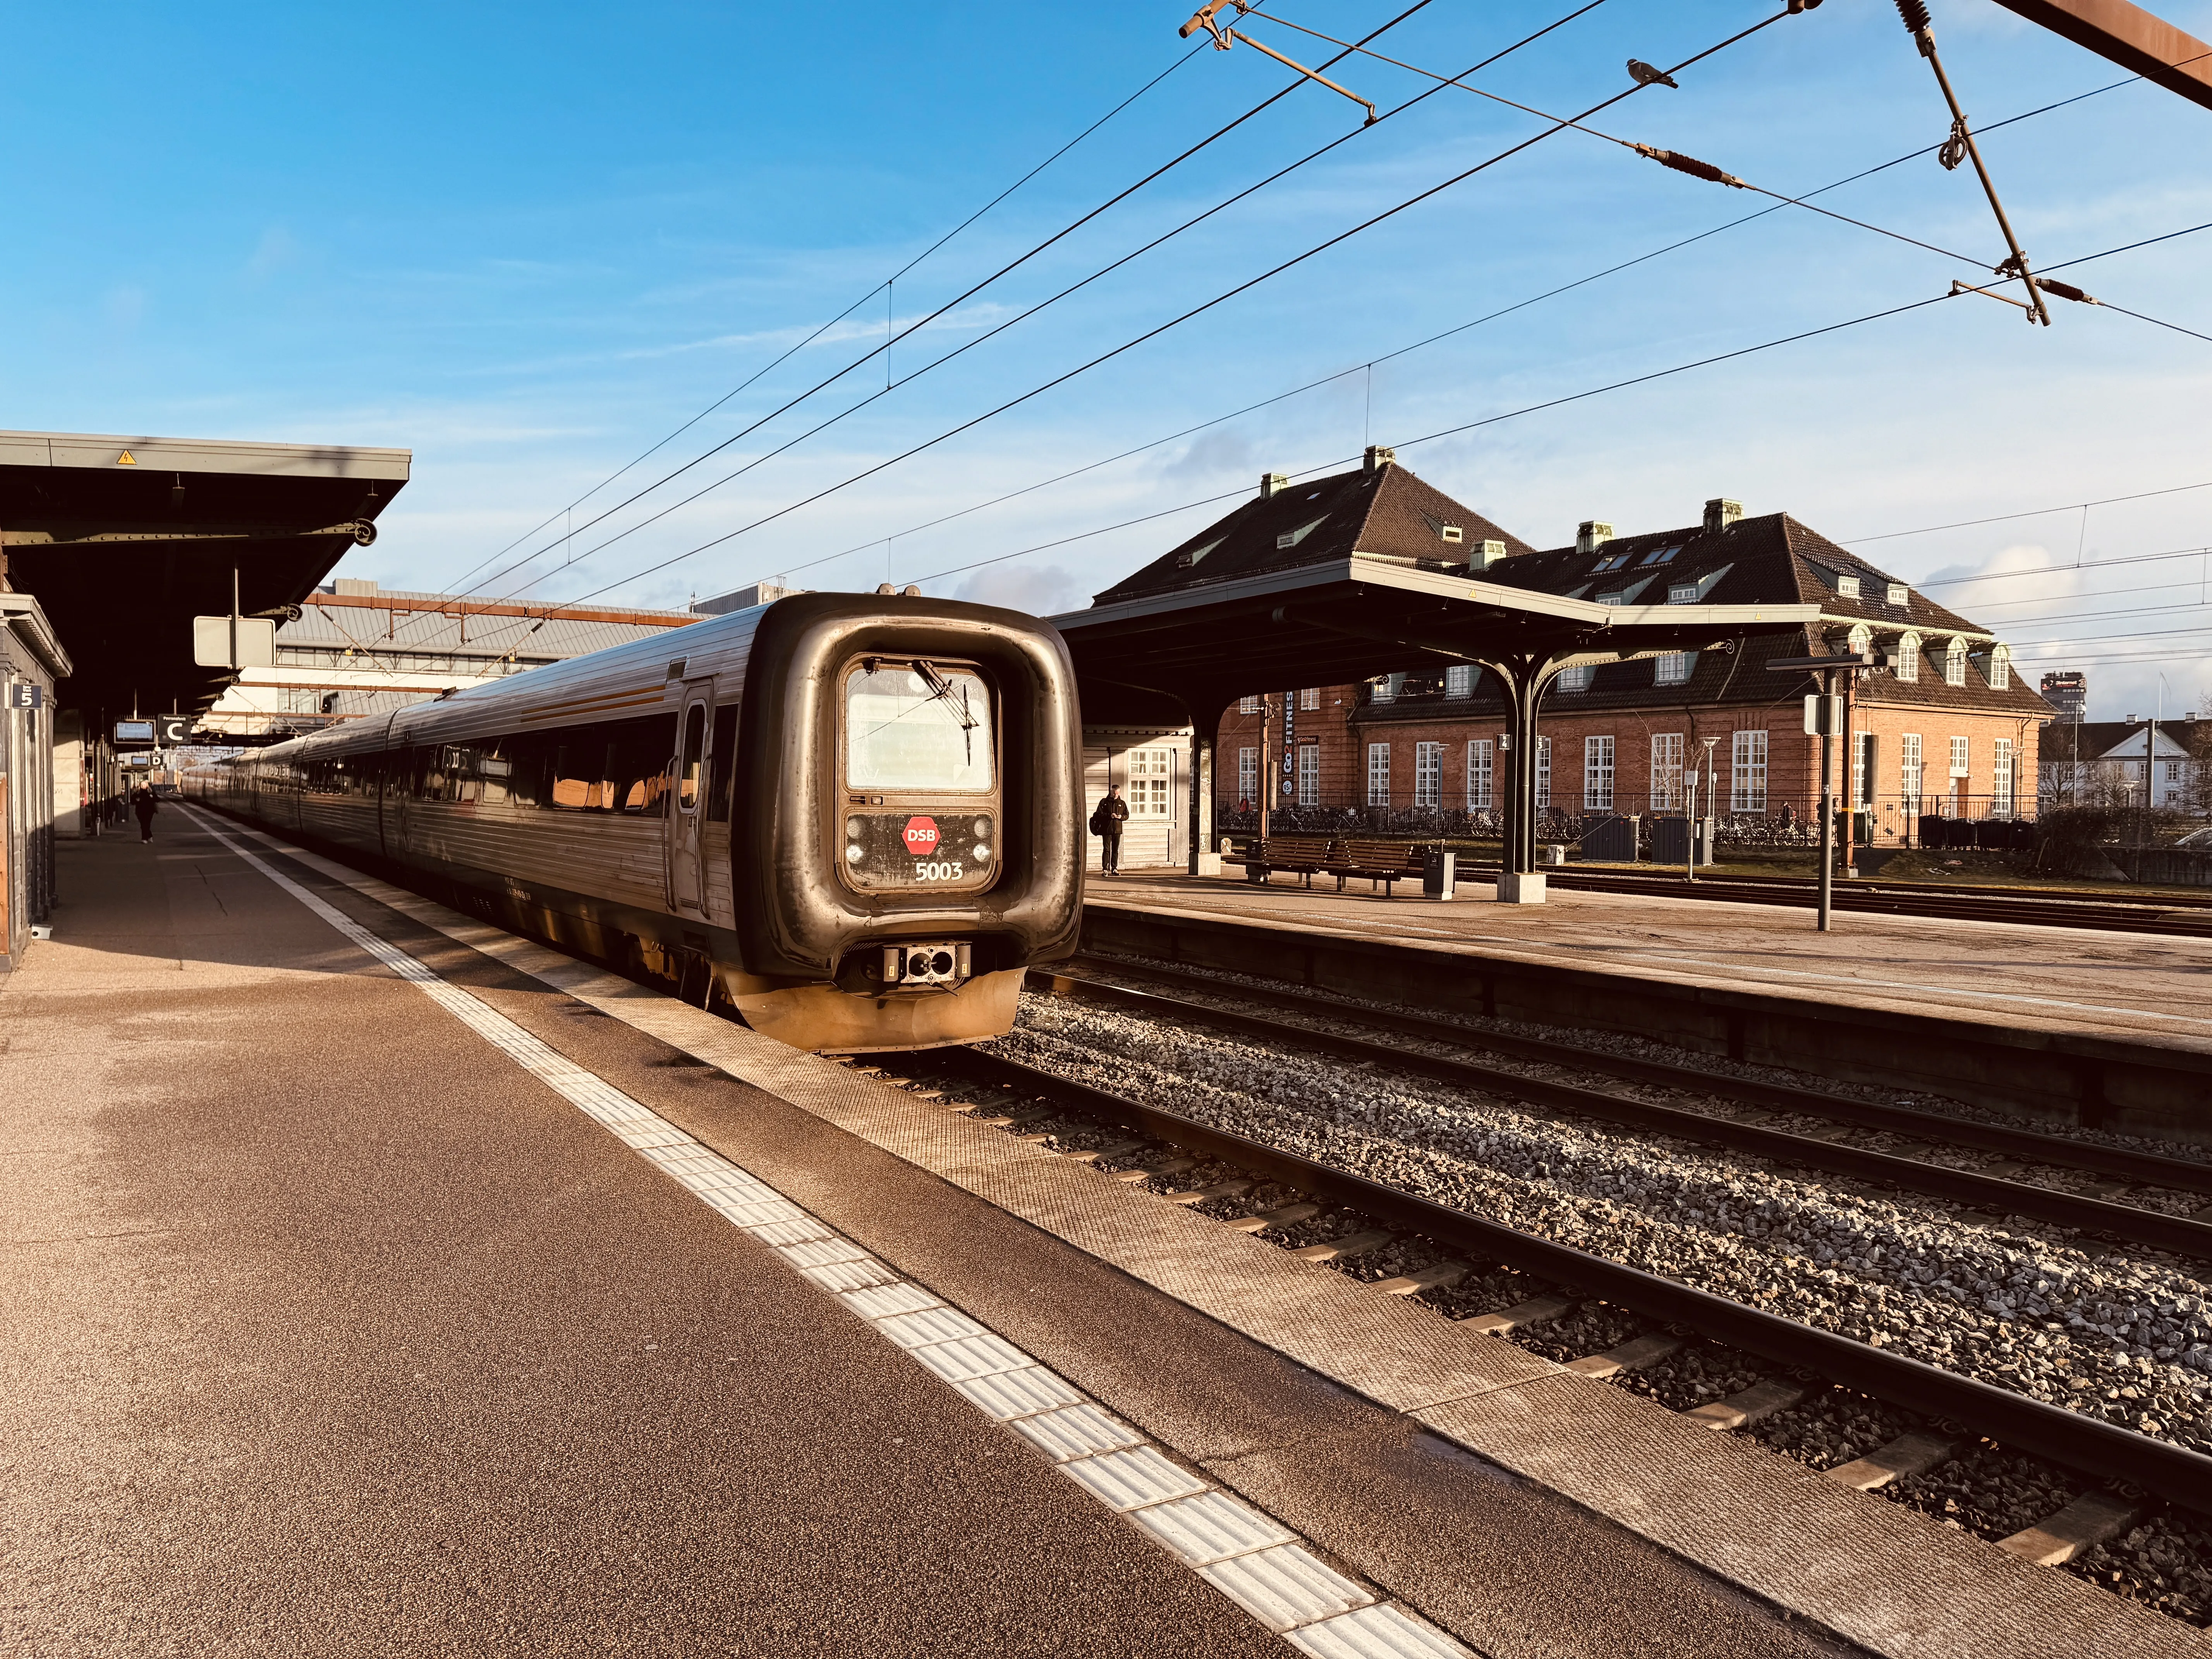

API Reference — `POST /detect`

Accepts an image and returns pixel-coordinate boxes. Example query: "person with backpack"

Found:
[132,785,159,844]
[1088,783,1128,876]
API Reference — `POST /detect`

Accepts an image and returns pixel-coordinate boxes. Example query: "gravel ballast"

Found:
[987,994,2212,1456]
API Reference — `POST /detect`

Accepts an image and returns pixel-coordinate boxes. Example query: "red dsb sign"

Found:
[902,816,940,855]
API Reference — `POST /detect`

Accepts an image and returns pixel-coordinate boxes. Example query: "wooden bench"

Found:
[1237,835,1337,887]
[1328,838,1431,895]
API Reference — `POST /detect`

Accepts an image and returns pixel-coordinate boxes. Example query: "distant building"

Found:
[2040,670,2087,724]
[1118,460,2054,841]
[2038,716,2206,814]
[198,579,698,737]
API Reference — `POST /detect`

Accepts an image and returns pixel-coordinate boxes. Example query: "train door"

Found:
[667,684,713,914]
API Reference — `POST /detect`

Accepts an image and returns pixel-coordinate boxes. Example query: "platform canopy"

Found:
[1054,553,1815,728]
[1050,455,1819,883]
[0,429,410,719]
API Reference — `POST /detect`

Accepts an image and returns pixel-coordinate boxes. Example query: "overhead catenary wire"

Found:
[438,37,1215,598]
[540,5,1814,610]
[459,0,1452,605]
[476,0,1616,612]
[663,72,2176,610]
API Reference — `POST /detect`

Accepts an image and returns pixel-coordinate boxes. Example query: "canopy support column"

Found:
[1491,654,1553,904]
[1187,728,1218,875]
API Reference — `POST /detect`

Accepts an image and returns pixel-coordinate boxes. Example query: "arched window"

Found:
[1894,632,1920,683]
[1989,643,2011,690]
[1846,624,1871,656]
[1944,637,1968,687]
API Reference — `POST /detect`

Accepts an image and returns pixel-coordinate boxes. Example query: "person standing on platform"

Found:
[133,785,158,844]
[1090,783,1128,876]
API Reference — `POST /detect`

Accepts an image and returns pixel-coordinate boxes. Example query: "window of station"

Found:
[1583,736,1614,811]
[1444,664,1477,698]
[1366,742,1391,807]
[1296,743,1319,807]
[1465,739,1492,809]
[1127,747,1173,816]
[1415,742,1443,807]
[1535,736,1552,809]
[1650,733,1683,811]
[1654,651,1692,686]
[1238,746,1258,804]
[1731,729,1768,812]
[1300,687,1321,711]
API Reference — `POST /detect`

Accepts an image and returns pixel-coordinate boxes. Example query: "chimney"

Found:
[1470,538,1506,573]
[1259,471,1288,498]
[1363,445,1396,474]
[332,577,379,596]
[1575,520,1613,555]
[1703,497,1743,534]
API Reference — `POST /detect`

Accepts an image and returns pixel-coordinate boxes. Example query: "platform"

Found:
[2,814,1886,1659]
[6,820,2199,1658]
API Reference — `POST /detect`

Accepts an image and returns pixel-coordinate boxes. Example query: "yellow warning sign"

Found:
[117,450,137,465]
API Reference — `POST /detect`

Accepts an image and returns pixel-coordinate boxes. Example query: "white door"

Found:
[668,687,712,914]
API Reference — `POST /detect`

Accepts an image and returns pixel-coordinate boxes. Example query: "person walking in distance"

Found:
[133,785,158,844]
[1089,783,1129,876]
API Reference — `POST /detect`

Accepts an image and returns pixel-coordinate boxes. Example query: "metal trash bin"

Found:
[1650,816,1713,866]
[1542,843,1568,866]
[1423,848,1456,901]
[1580,814,1639,863]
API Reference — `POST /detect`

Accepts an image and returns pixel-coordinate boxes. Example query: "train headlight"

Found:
[972,845,991,864]
[847,817,864,839]
[845,844,864,864]
[973,816,991,838]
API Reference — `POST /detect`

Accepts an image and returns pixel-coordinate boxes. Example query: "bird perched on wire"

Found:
[1626,58,1680,89]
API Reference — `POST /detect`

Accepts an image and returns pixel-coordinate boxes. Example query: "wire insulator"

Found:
[1634,144,1748,189]
[2035,276,2098,305]
[1894,0,1932,33]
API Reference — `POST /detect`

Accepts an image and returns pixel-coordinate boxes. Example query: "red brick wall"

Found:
[1218,685,2046,841]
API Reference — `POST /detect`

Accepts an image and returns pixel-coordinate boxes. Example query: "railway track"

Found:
[848,1041,2212,1594]
[1027,957,2212,1261]
[1452,862,2212,936]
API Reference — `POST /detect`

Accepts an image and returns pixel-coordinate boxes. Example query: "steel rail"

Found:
[1447,862,2212,935]
[1026,968,2212,1259]
[1053,956,2212,1196]
[936,1047,2212,1516]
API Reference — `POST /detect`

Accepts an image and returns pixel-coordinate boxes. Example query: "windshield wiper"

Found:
[913,659,978,765]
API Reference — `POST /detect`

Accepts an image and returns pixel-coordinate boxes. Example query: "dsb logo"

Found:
[902,816,940,855]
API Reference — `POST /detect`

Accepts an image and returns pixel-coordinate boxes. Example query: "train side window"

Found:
[677,705,706,811]
[706,705,738,822]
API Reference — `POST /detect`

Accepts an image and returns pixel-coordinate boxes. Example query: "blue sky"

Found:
[7,0,2210,718]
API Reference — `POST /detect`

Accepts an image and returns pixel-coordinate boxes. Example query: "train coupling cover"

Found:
[881,941,972,987]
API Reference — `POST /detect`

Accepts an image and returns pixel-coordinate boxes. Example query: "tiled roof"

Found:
[2038,720,2204,765]
[1092,460,1535,604]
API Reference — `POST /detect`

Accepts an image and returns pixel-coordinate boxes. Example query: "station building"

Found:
[1192,464,2054,845]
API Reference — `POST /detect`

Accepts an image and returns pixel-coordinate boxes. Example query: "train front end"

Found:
[729,593,1082,1052]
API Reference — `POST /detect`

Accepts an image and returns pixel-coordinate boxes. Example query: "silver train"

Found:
[187,593,1084,1051]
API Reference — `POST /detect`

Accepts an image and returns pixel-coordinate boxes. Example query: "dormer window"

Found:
[1176,536,1223,569]
[1555,664,1593,692]
[1440,525,1463,544]
[1596,591,1624,607]
[1837,575,1860,598]
[1944,637,1968,687]
[1275,516,1327,551]
[1668,583,1698,605]
[1990,644,2011,690]
[1847,624,1871,656]
[1887,582,1909,606]
[1895,631,1921,682]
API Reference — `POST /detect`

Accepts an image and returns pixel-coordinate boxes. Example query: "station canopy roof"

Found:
[1052,458,1817,727]
[0,429,410,718]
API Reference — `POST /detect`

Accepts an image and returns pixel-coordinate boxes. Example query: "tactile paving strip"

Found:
[186,808,1475,1658]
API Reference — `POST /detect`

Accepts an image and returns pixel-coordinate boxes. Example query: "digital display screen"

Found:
[114,720,155,744]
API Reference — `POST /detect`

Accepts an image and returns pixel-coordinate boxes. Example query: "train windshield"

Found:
[844,661,994,792]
